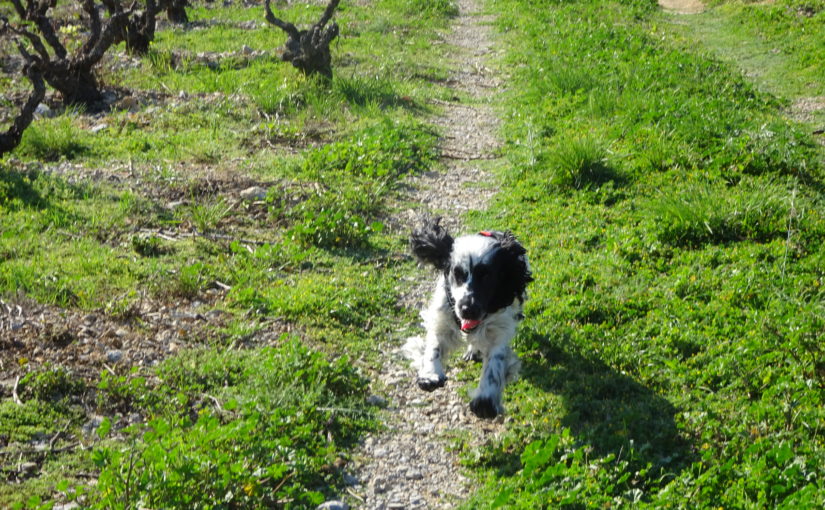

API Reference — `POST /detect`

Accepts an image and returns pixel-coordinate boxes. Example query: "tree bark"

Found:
[104,0,158,55]
[5,0,130,109]
[0,62,46,155]
[264,0,340,79]
[160,0,188,24]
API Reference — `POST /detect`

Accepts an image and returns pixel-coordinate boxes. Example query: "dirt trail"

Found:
[348,0,507,508]
[658,0,704,14]
[658,0,823,138]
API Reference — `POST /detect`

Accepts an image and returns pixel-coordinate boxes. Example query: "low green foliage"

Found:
[475,429,651,508]
[182,197,233,233]
[303,119,435,181]
[546,135,617,189]
[18,366,85,403]
[83,338,375,510]
[286,119,436,247]
[462,0,825,507]
[1,1,449,507]
[130,234,171,257]
[0,397,78,444]
[648,176,793,246]
[97,368,154,414]
[0,366,89,508]
[16,114,91,162]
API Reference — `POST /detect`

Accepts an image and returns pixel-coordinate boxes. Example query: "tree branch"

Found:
[2,17,50,62]
[30,1,69,59]
[263,0,299,39]
[82,9,128,67]
[316,0,340,29]
[0,60,45,156]
[8,0,28,20]
[80,0,102,56]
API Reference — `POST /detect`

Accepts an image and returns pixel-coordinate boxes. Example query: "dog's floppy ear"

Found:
[410,217,454,271]
[497,231,533,298]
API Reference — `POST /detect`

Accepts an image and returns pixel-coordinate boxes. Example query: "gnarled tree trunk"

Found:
[160,0,188,24]
[264,0,340,79]
[7,0,130,108]
[104,0,158,55]
[0,60,46,155]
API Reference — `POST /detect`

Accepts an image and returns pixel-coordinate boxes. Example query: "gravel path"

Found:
[346,1,508,508]
[658,0,705,14]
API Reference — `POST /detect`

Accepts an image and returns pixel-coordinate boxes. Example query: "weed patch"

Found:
[82,338,376,509]
[286,119,436,248]
[463,0,825,507]
[16,115,91,162]
[648,177,792,247]
[547,135,618,189]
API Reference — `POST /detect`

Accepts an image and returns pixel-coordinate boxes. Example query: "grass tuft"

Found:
[648,177,792,246]
[87,338,376,509]
[17,115,90,162]
[548,135,618,189]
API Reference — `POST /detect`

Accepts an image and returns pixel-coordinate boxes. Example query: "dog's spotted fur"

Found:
[404,218,532,418]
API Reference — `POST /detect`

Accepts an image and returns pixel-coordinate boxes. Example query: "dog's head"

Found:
[410,218,532,332]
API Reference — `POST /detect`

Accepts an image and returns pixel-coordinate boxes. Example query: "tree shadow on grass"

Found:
[0,168,54,210]
[335,75,425,112]
[513,331,695,485]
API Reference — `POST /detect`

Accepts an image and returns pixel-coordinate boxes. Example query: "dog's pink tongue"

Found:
[461,319,481,331]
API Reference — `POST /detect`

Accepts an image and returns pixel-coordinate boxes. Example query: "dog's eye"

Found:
[453,266,467,284]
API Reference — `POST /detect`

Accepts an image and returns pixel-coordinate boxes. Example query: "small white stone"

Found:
[53,504,80,510]
[406,469,424,480]
[366,395,388,408]
[34,103,53,118]
[316,501,348,510]
[240,186,268,200]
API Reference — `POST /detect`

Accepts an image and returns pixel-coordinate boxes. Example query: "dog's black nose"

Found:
[459,302,481,320]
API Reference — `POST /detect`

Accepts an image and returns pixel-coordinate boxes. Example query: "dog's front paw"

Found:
[470,396,502,419]
[417,374,447,392]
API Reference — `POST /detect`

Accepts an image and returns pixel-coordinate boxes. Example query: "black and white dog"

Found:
[404,218,532,418]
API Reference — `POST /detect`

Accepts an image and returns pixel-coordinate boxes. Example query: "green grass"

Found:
[0,366,92,507]
[3,0,824,508]
[663,0,825,127]
[15,115,91,162]
[85,339,375,509]
[459,0,825,507]
[0,1,451,508]
[647,176,794,247]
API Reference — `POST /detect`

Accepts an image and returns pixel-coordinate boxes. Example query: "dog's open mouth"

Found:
[460,318,482,332]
